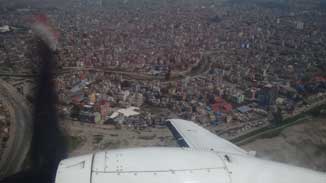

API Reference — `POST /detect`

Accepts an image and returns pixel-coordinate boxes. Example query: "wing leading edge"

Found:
[167,119,248,155]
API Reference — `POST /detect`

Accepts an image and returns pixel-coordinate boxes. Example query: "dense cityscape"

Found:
[0,0,326,180]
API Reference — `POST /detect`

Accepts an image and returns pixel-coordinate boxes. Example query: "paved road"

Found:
[0,50,216,81]
[60,58,210,82]
[0,79,32,179]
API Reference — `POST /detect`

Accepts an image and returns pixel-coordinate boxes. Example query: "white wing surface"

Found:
[167,119,247,155]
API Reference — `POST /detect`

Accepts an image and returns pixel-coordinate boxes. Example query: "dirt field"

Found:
[241,117,326,172]
[63,116,326,173]
[62,121,177,157]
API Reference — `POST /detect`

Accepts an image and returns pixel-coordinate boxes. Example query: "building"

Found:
[237,106,252,113]
[296,21,304,30]
[257,84,278,107]
[229,93,245,104]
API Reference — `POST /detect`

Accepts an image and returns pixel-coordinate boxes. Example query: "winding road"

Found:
[0,51,216,82]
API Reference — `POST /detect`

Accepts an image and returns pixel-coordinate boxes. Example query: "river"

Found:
[241,116,326,172]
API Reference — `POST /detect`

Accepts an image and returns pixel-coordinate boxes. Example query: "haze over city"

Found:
[0,0,326,182]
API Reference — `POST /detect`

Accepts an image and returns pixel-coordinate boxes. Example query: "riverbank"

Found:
[241,116,326,172]
[231,99,326,145]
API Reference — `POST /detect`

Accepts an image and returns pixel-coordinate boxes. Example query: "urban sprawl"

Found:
[1,0,326,153]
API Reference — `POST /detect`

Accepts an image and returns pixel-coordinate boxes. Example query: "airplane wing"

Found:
[167,119,248,155]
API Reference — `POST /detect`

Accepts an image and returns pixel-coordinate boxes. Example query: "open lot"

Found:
[242,117,326,172]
